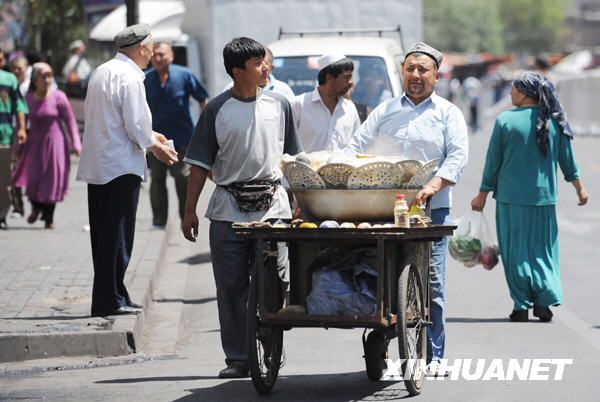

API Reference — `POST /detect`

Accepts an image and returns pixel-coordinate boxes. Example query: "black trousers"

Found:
[88,174,141,314]
[147,146,189,226]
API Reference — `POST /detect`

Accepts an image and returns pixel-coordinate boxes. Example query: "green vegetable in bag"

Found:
[448,235,481,264]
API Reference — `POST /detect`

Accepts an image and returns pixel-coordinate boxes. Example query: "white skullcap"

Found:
[317,53,346,71]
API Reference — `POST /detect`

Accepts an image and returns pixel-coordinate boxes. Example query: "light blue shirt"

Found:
[348,92,468,209]
[266,74,295,101]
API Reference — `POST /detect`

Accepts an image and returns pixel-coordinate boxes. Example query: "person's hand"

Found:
[16,128,27,144]
[182,211,199,242]
[414,184,436,206]
[153,132,168,144]
[577,187,589,206]
[471,192,488,211]
[150,142,178,166]
[292,206,303,220]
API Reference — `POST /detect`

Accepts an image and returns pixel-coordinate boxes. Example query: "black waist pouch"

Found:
[221,180,280,213]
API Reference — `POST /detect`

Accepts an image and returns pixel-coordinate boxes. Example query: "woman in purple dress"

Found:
[22,62,81,229]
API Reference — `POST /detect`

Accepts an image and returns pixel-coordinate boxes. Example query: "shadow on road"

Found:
[446,317,509,323]
[154,297,217,305]
[94,371,413,401]
[96,376,212,384]
[178,252,212,265]
[178,372,410,401]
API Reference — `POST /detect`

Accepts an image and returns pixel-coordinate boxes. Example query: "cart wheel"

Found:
[248,271,284,395]
[397,264,427,396]
[364,330,388,381]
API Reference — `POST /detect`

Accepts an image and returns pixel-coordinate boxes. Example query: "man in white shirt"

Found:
[77,24,178,318]
[290,54,360,152]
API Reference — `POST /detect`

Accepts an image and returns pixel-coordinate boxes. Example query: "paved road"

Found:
[1,133,599,401]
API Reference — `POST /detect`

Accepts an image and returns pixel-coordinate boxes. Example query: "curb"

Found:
[0,222,172,363]
[115,220,174,352]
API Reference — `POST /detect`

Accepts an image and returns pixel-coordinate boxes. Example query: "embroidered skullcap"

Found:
[404,42,443,69]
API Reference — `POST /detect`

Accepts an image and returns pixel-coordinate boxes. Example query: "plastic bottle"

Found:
[394,194,410,228]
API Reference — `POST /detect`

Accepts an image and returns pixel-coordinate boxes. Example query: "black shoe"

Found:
[127,301,144,309]
[509,309,529,322]
[533,306,553,322]
[218,363,249,379]
[91,305,142,317]
[0,219,7,230]
[27,210,40,224]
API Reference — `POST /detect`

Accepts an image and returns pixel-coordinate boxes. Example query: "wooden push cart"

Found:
[233,224,455,396]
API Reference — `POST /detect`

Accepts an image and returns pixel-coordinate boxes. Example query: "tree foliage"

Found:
[499,0,568,52]
[25,0,86,70]
[423,0,569,54]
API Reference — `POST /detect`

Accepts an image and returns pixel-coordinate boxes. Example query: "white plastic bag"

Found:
[449,210,499,270]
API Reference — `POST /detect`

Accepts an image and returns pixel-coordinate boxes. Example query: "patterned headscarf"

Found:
[513,71,573,156]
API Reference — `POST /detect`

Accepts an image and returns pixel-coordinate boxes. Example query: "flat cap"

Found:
[114,23,151,48]
[404,42,442,68]
[318,53,346,71]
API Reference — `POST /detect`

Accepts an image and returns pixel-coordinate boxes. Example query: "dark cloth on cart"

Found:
[306,248,378,316]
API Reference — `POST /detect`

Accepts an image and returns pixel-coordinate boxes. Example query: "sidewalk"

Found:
[0,158,169,363]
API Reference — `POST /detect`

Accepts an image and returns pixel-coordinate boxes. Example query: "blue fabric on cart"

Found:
[306,257,378,316]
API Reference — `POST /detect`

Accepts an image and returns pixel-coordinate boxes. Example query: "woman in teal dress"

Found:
[471,71,588,322]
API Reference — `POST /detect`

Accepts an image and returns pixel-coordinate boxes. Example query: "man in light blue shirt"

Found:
[348,42,468,376]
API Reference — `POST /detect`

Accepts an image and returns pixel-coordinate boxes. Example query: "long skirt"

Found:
[496,201,562,311]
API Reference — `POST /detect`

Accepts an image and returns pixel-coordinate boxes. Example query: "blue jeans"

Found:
[427,208,451,363]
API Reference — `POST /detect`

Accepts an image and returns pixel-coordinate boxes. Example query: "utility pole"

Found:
[125,0,139,26]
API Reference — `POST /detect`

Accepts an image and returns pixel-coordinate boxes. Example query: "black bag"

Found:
[222,180,280,212]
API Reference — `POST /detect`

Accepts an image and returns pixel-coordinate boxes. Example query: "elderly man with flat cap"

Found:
[349,42,469,376]
[290,54,360,152]
[77,23,178,317]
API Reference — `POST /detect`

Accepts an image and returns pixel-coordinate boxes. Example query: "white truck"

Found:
[88,0,422,98]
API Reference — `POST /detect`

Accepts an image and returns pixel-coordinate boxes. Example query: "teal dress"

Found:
[480,106,580,310]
